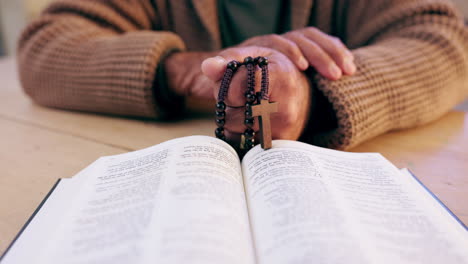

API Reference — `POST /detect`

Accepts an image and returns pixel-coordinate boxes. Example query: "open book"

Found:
[1,136,467,264]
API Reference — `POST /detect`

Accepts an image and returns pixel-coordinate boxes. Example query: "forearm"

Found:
[304,1,468,149]
[18,0,186,118]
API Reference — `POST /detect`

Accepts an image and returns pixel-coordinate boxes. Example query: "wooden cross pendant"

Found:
[250,99,279,150]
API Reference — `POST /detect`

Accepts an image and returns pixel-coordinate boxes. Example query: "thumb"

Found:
[201,56,228,82]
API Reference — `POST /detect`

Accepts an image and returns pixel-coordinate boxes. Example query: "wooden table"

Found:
[0,57,467,254]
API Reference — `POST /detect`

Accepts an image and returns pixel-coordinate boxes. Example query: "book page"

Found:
[35,136,254,264]
[242,140,468,264]
[151,138,255,264]
[0,161,98,264]
[242,141,369,264]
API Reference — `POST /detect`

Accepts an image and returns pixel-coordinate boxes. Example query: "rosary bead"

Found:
[215,56,271,148]
[215,110,226,119]
[216,101,226,111]
[244,118,255,127]
[215,127,224,137]
[245,92,256,103]
[257,56,268,66]
[245,138,255,147]
[216,134,226,141]
[245,108,252,118]
[255,56,262,64]
[216,118,225,127]
[244,129,255,139]
[227,61,239,70]
[255,92,263,100]
[244,56,254,65]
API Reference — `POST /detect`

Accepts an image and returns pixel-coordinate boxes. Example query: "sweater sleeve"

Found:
[17,0,186,118]
[306,0,468,149]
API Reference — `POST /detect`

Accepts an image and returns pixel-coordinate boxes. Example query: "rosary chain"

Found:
[214,56,269,151]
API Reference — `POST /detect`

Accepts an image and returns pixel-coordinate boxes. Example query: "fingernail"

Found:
[344,58,356,75]
[299,57,308,69]
[202,56,224,69]
[213,56,227,64]
[201,56,228,81]
[329,64,342,79]
[346,50,354,60]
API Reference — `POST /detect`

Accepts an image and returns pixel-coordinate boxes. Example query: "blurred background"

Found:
[0,0,467,57]
[0,0,52,56]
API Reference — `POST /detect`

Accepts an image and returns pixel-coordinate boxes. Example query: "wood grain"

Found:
[251,99,279,149]
[0,118,127,254]
[350,112,468,224]
[0,57,214,151]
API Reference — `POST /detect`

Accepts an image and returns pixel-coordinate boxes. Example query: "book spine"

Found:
[407,170,467,231]
[0,179,62,261]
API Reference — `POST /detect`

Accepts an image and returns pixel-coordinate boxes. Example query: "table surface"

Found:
[1,56,467,254]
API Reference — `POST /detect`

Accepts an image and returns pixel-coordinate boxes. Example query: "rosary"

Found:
[215,56,278,151]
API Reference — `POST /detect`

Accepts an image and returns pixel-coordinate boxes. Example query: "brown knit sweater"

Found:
[17,0,468,149]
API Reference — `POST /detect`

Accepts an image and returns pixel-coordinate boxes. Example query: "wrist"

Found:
[164,51,217,96]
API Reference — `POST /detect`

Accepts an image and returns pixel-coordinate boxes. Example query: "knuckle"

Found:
[330,36,342,43]
[268,33,281,40]
[324,37,347,58]
[246,36,261,43]
[219,47,241,58]
[283,40,301,56]
[246,36,258,42]
[287,31,302,39]
[332,45,348,60]
[306,40,320,51]
[305,26,318,34]
[271,34,290,46]
[282,32,292,39]
[331,37,347,50]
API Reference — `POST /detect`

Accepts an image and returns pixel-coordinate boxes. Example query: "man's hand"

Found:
[202,46,312,145]
[239,27,356,80]
[164,51,217,99]
[164,27,355,101]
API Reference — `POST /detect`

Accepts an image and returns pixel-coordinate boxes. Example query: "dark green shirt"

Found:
[218,0,290,47]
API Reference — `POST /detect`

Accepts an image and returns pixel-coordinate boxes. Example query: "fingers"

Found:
[283,28,356,79]
[201,56,228,82]
[268,36,309,70]
[225,65,267,107]
[202,54,248,107]
[300,28,356,75]
[223,108,263,150]
[224,107,259,133]
[286,32,343,80]
[216,28,355,82]
[203,52,270,107]
[240,35,308,70]
[202,45,312,148]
